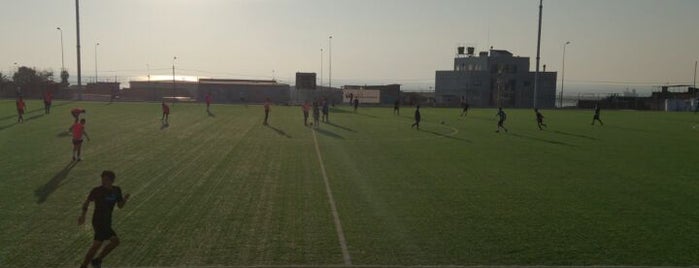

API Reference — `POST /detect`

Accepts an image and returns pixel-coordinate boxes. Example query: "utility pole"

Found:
[75,0,82,100]
[329,35,333,89]
[560,41,570,108]
[57,27,65,71]
[533,0,543,108]
[320,48,323,88]
[172,56,177,105]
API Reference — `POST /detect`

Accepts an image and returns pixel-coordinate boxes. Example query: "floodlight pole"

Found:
[329,35,332,89]
[172,56,177,105]
[560,41,570,108]
[320,48,323,88]
[57,27,65,71]
[75,0,82,100]
[533,0,543,108]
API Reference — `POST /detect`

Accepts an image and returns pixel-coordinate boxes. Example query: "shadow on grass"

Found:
[422,129,471,143]
[160,121,170,130]
[24,113,45,122]
[510,133,575,147]
[0,122,18,131]
[314,127,344,139]
[207,111,216,117]
[553,130,598,140]
[56,131,70,137]
[325,121,356,133]
[266,125,291,138]
[35,161,79,204]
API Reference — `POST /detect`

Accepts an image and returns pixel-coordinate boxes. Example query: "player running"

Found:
[263,98,271,125]
[535,108,547,130]
[16,96,26,123]
[161,101,170,123]
[43,89,52,114]
[591,106,604,126]
[205,93,212,113]
[322,98,329,122]
[71,108,86,122]
[411,105,421,130]
[353,98,359,112]
[393,99,400,115]
[78,170,130,268]
[460,96,470,117]
[70,118,90,161]
[302,101,310,126]
[496,107,508,133]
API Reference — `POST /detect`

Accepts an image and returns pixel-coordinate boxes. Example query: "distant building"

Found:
[435,47,557,108]
[198,78,290,104]
[295,72,317,90]
[342,84,400,105]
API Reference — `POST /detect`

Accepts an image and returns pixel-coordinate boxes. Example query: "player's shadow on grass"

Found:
[510,133,575,147]
[314,127,344,139]
[423,129,471,143]
[266,125,291,138]
[160,121,170,130]
[207,111,216,117]
[325,121,356,132]
[24,113,45,122]
[552,130,597,140]
[0,122,18,131]
[56,131,70,137]
[35,161,79,204]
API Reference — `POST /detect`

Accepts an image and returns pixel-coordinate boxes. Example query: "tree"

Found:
[60,70,70,88]
[12,66,54,97]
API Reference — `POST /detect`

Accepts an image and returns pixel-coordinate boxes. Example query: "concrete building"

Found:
[198,79,290,104]
[342,84,401,105]
[435,47,557,108]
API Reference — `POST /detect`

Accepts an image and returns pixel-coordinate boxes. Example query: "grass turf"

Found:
[0,100,697,267]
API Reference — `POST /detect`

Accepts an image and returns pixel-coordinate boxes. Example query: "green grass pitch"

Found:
[0,99,698,267]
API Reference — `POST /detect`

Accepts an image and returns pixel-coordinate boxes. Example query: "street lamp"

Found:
[94,42,100,83]
[320,48,323,88]
[172,56,177,103]
[560,41,571,108]
[328,35,332,89]
[57,27,65,71]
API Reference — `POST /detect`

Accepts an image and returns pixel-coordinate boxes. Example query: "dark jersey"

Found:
[414,110,421,121]
[536,112,544,121]
[88,186,123,227]
[497,111,507,121]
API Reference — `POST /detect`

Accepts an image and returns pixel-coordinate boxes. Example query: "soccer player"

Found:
[71,108,87,122]
[535,108,547,130]
[43,89,52,114]
[591,106,604,126]
[411,105,421,129]
[393,99,400,115]
[263,98,271,125]
[322,98,329,122]
[205,93,212,113]
[353,98,359,112]
[161,101,170,122]
[78,170,130,268]
[16,96,25,123]
[302,101,310,126]
[312,100,320,128]
[71,118,90,161]
[460,97,470,117]
[495,107,508,133]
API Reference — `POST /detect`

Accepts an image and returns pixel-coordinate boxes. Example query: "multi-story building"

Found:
[435,47,557,108]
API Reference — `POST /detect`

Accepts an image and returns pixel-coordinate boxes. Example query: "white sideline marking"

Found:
[312,129,352,265]
[96,265,699,268]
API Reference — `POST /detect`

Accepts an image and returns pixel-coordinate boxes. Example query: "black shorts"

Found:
[93,225,117,241]
[593,115,600,120]
[498,120,504,126]
[72,139,83,145]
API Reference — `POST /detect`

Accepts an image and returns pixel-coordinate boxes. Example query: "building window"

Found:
[523,81,531,87]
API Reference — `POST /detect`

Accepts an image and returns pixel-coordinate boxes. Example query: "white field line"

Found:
[77,265,699,268]
[312,128,352,265]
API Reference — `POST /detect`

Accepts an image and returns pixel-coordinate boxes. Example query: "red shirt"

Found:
[162,103,170,113]
[264,102,270,111]
[302,103,310,112]
[72,122,84,140]
[71,108,84,116]
[16,100,25,110]
[205,95,212,104]
[44,91,52,102]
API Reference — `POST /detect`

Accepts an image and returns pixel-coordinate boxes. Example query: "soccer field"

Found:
[0,100,698,267]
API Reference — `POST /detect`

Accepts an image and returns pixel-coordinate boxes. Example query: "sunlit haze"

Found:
[1,0,698,94]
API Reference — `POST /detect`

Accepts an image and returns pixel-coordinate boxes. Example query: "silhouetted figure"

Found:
[353,98,359,112]
[535,108,547,130]
[78,170,130,268]
[460,97,470,117]
[394,100,400,115]
[312,101,320,128]
[263,98,271,125]
[496,107,508,133]
[411,105,421,129]
[70,118,90,161]
[302,101,310,126]
[591,106,603,126]
[43,90,52,114]
[161,101,170,123]
[205,93,212,113]
[322,98,329,122]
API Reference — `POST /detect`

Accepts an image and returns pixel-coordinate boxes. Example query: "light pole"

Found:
[75,0,82,100]
[94,42,99,83]
[172,56,177,104]
[329,35,332,89]
[533,0,543,108]
[560,41,571,108]
[320,48,323,88]
[693,60,697,90]
[57,27,65,71]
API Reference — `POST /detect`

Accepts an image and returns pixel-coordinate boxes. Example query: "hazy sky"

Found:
[1,0,698,93]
